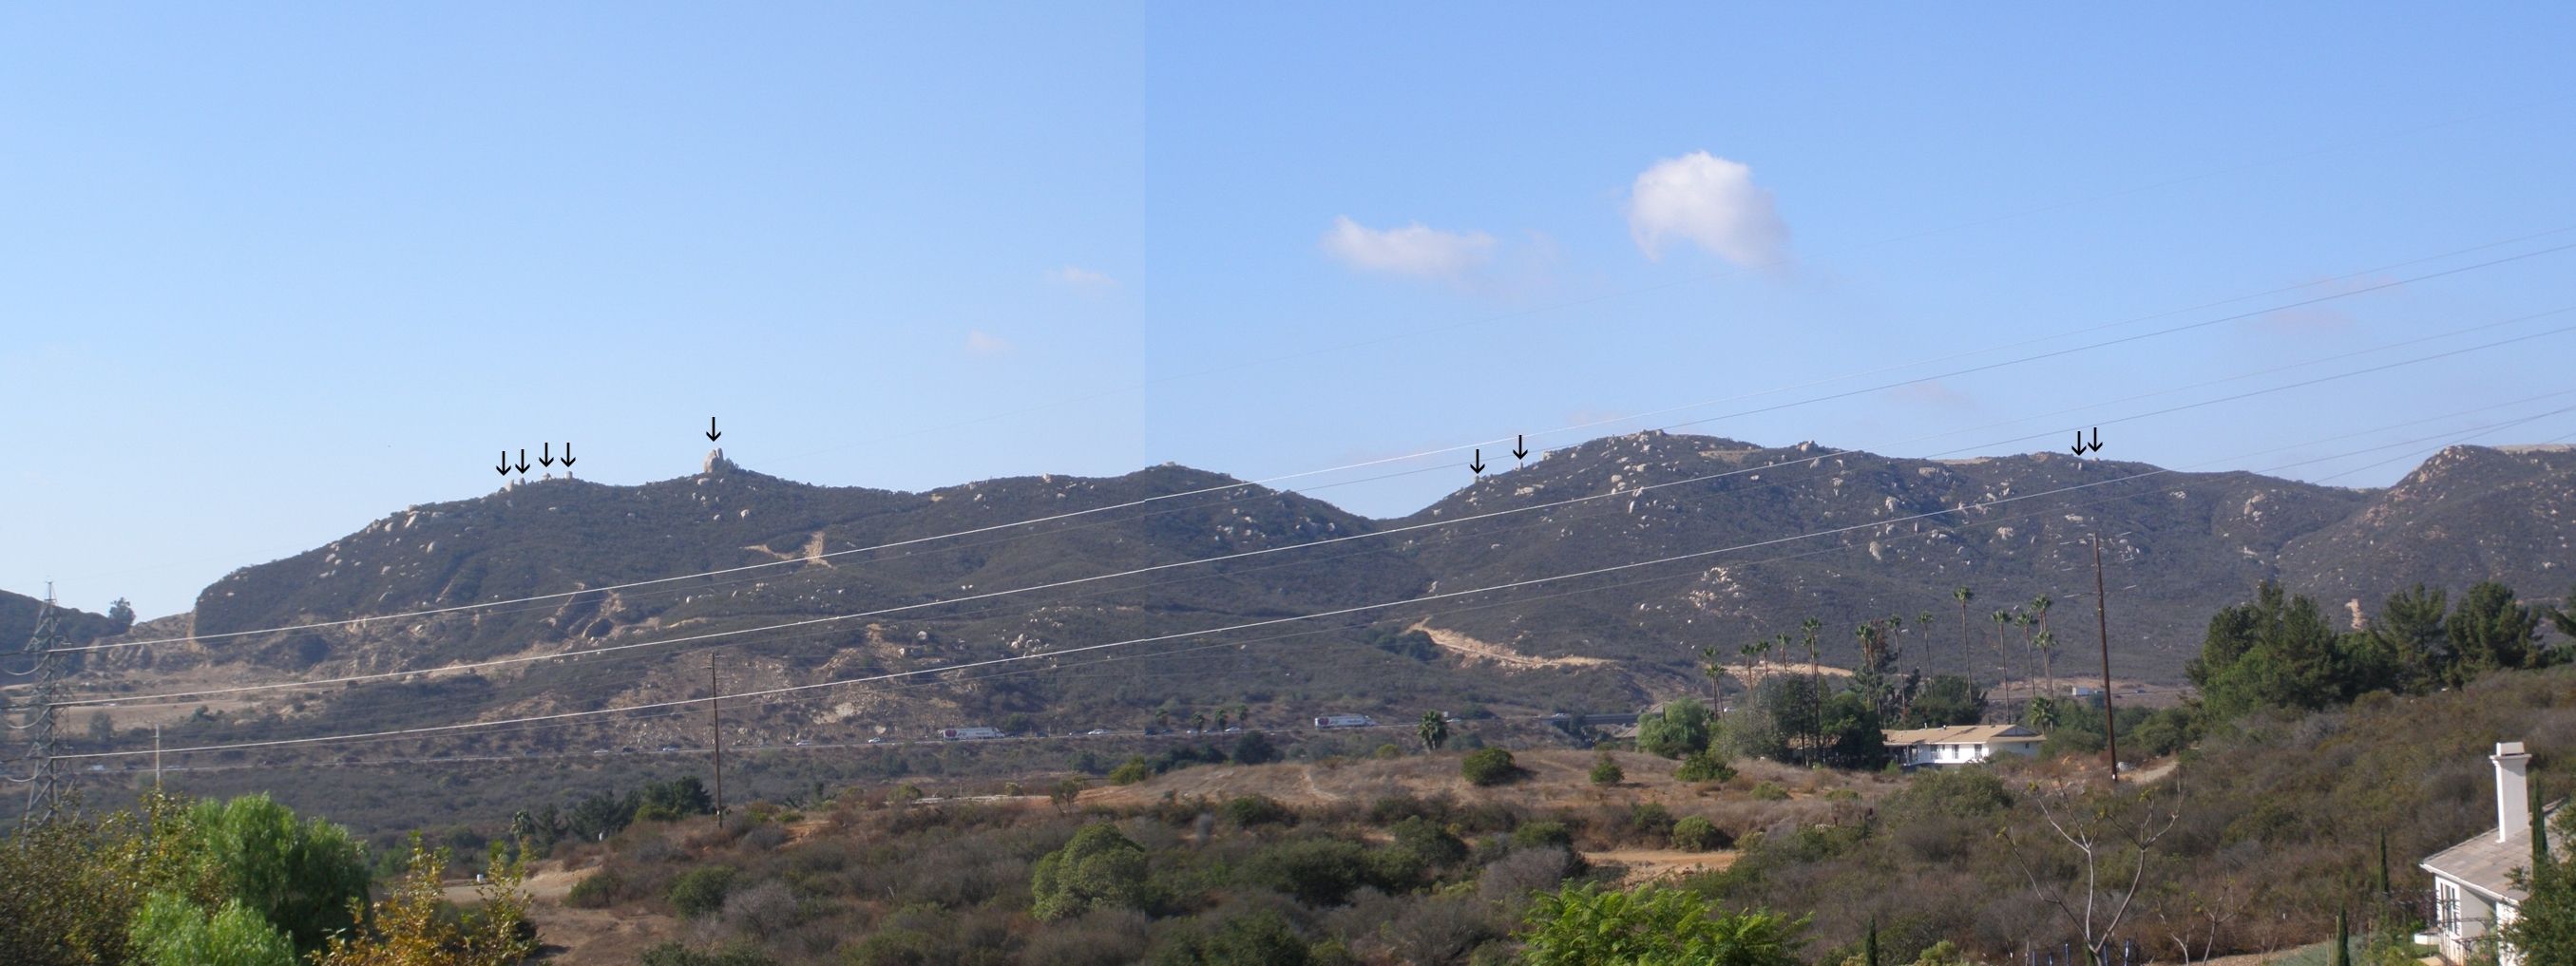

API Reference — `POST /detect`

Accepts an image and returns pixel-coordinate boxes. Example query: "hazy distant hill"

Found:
[2278,444,2576,624]
[1397,431,2372,682]
[68,434,2576,745]
[0,589,124,652]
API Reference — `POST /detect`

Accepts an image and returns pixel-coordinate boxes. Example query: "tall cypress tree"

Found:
[2333,910,2350,966]
[1864,916,1879,966]
[2535,781,2550,873]
[2377,830,2392,896]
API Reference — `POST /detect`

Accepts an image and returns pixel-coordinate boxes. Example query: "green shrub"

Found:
[1590,754,1624,786]
[1109,757,1154,786]
[1461,748,1519,786]
[1374,744,1403,760]
[1221,795,1292,827]
[127,893,296,966]
[1674,751,1736,784]
[1232,730,1281,765]
[639,941,783,966]
[1032,824,1154,919]
[666,865,736,919]
[1636,697,1717,758]
[1390,816,1470,869]
[187,794,372,953]
[1511,821,1574,850]
[1238,838,1373,905]
[1749,782,1789,802]
[1517,882,1800,965]
[1626,804,1675,843]
[564,867,630,909]
[1671,816,1724,852]
[1148,908,1313,966]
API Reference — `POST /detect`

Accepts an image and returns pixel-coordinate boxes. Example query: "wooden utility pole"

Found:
[2093,533,2119,785]
[152,725,162,792]
[709,653,725,816]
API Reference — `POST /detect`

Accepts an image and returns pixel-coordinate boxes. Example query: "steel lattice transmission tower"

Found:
[17,588,64,824]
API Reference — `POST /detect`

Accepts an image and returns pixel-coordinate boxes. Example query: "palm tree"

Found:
[1213,710,1229,731]
[1419,710,1449,752]
[2026,694,2061,731]
[1193,712,1209,734]
[1699,645,1730,707]
[1953,587,1975,682]
[2028,594,2058,698]
[1800,617,1823,766]
[2034,629,2059,697]
[2013,611,2038,701]
[1990,609,2014,708]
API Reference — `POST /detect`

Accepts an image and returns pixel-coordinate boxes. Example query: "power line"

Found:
[64,405,2569,765]
[72,230,2576,655]
[53,309,2576,710]
[116,410,2576,774]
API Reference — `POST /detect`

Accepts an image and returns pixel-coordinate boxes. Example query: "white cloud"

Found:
[1883,380,1974,408]
[964,330,1012,355]
[1320,216,1496,281]
[1626,152,1789,268]
[1047,266,1116,289]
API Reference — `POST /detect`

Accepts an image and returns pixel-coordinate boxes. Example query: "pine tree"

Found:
[1864,916,1880,966]
[2333,909,2349,966]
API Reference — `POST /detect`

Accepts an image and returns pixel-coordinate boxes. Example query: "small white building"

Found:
[1882,724,2044,767]
[2419,741,2563,966]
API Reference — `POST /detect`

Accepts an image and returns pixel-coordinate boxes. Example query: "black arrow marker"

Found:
[1513,434,1529,462]
[562,443,576,467]
[539,443,555,467]
[2088,427,2104,453]
[516,449,530,474]
[2070,433,2089,458]
[1469,449,1485,475]
[706,417,722,442]
[496,451,510,476]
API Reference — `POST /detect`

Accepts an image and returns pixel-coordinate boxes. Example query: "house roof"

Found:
[1883,724,2044,747]
[2420,803,2565,903]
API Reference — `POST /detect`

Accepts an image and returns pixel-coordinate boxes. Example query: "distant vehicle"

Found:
[591,748,610,755]
[1224,727,1242,732]
[792,740,811,747]
[658,745,679,752]
[1085,729,1111,735]
[866,737,884,744]
[940,727,1005,741]
[1313,714,1377,729]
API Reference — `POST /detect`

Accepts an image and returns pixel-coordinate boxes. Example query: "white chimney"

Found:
[2496,741,2532,843]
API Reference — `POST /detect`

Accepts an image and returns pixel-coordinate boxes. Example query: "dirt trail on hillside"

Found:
[441,863,678,965]
[1411,622,1611,671]
[1583,848,1739,885]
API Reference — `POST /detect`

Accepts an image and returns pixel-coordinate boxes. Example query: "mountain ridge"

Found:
[42,432,2576,755]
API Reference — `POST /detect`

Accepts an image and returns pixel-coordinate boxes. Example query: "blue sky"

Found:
[6,4,2574,616]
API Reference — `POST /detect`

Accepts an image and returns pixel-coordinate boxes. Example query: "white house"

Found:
[2419,741,2564,966]
[1882,724,2044,768]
